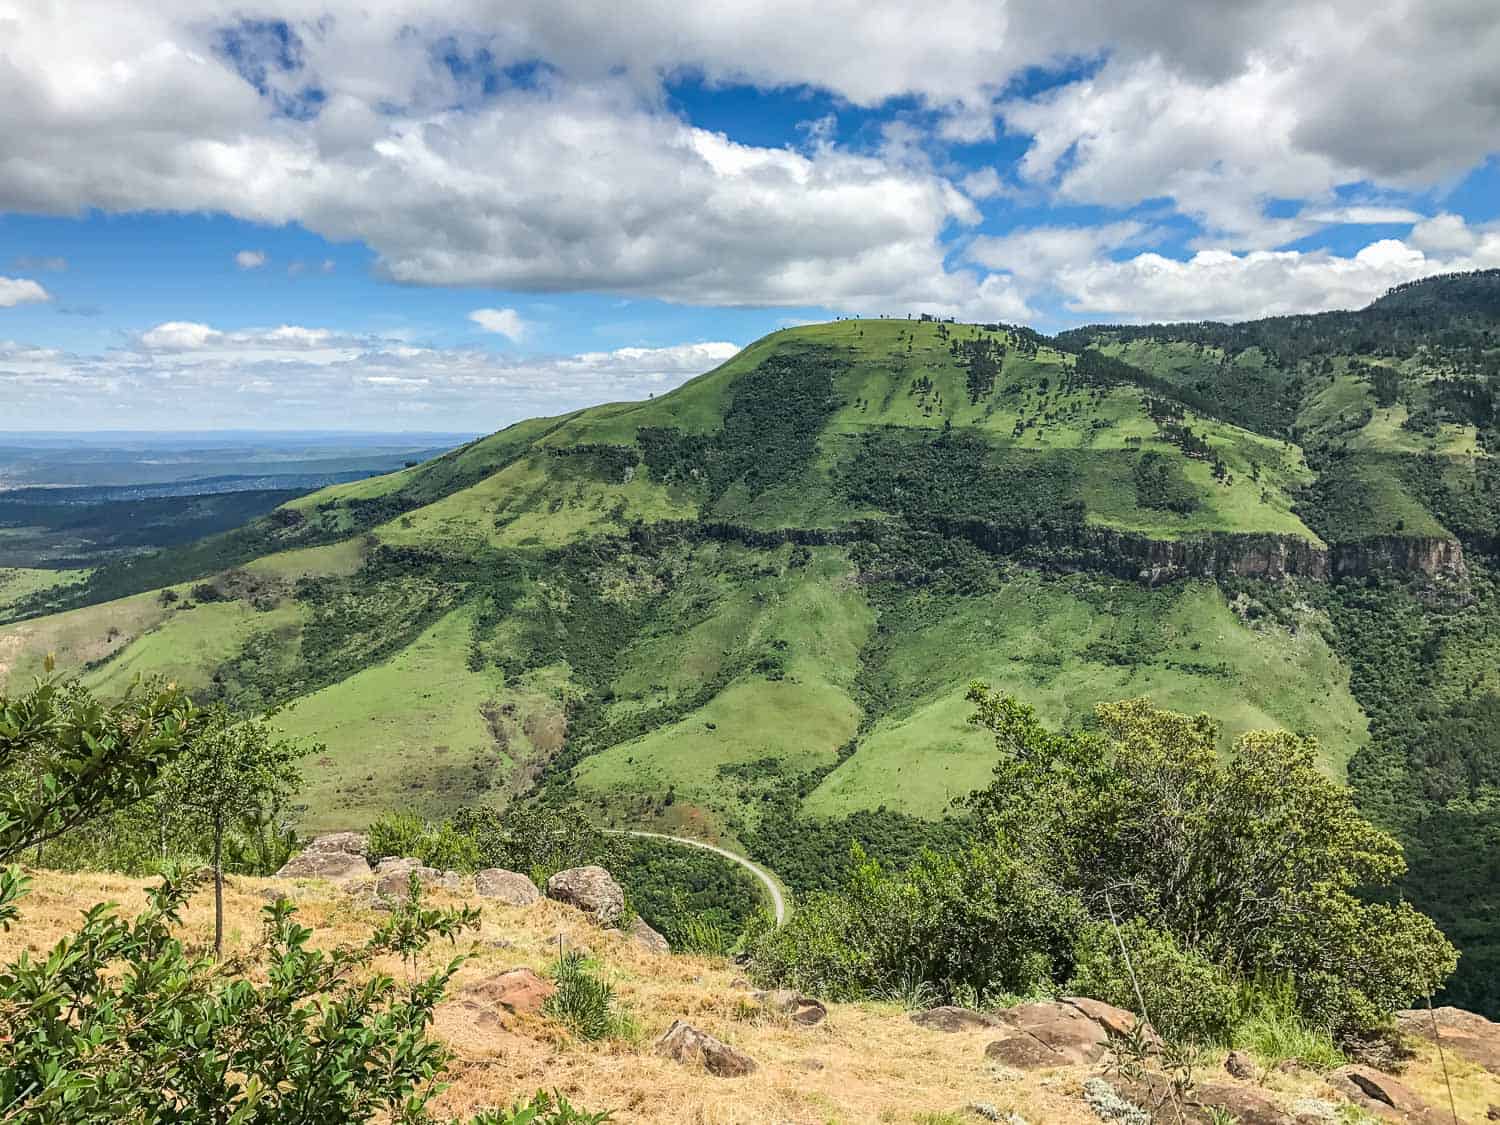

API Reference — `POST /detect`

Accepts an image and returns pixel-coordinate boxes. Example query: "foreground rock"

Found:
[1105,1075,1293,1124]
[1328,1065,1443,1122]
[461,968,555,1016]
[628,916,670,953]
[984,1000,1142,1069]
[655,1019,758,1077]
[1397,1006,1500,1075]
[275,850,370,882]
[911,1006,1005,1033]
[545,866,624,926]
[752,989,827,1026]
[474,868,541,906]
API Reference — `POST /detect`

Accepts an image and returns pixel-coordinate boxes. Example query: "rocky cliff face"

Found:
[1331,536,1469,582]
[931,519,1333,585]
[644,518,1468,585]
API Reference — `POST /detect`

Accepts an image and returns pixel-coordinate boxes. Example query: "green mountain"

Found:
[4,269,1499,1011]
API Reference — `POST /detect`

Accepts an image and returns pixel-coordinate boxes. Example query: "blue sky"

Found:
[2,1,1498,430]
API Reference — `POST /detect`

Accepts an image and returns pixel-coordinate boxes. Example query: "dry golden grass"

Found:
[5,870,1497,1124]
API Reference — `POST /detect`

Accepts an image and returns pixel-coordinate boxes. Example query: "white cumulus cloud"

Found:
[468,308,528,341]
[235,249,267,270]
[0,277,51,307]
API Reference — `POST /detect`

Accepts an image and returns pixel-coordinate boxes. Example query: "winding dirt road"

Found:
[611,829,788,926]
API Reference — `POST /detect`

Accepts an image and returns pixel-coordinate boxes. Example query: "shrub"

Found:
[368,810,482,870]
[747,842,1083,1004]
[964,688,1458,1036]
[1231,977,1345,1071]
[1069,919,1238,1043]
[544,951,637,1042]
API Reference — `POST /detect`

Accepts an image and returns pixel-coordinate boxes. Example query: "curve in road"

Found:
[610,829,788,926]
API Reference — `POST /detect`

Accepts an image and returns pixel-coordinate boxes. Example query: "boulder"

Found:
[302,831,369,857]
[1061,996,1153,1042]
[983,1001,1112,1069]
[1109,1075,1294,1124]
[375,855,421,872]
[628,916,670,954]
[374,865,462,901]
[752,989,827,1026]
[275,850,370,882]
[911,1006,1005,1033]
[545,866,624,926]
[1193,1082,1295,1125]
[474,868,541,906]
[461,967,555,1016]
[1225,1048,1257,1080]
[654,1019,758,1077]
[1329,1065,1442,1122]
[1396,1005,1500,1075]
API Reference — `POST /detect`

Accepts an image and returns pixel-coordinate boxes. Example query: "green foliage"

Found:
[0,672,199,866]
[367,802,621,880]
[964,687,1457,1034]
[1070,919,1238,1042]
[1230,976,1345,1071]
[368,810,483,870]
[544,951,637,1042]
[465,1090,613,1125]
[452,802,623,879]
[841,430,1085,526]
[158,705,305,953]
[616,837,760,953]
[1132,451,1200,514]
[636,349,839,503]
[0,868,483,1123]
[745,842,1083,1003]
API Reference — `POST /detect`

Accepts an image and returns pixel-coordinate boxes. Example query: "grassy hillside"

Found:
[5,270,1500,1011]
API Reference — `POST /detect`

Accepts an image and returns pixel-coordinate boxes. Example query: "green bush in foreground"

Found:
[0,675,610,1123]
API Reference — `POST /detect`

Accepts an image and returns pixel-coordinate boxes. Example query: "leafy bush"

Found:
[965,688,1458,1036]
[1069,919,1238,1042]
[746,842,1083,1004]
[368,810,483,870]
[544,951,637,1042]
[0,866,482,1121]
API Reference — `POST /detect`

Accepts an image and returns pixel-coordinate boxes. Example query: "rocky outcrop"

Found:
[929,518,1332,584]
[1104,1075,1294,1124]
[373,862,462,901]
[1397,1005,1500,1074]
[275,850,370,882]
[911,1006,1006,1033]
[1332,537,1468,582]
[1329,1065,1443,1122]
[1225,1048,1257,1080]
[983,1001,1116,1069]
[655,1019,758,1077]
[751,989,827,1026]
[461,968,554,1016]
[981,999,1154,1070]
[474,868,541,906]
[628,917,670,954]
[302,831,370,857]
[545,866,625,926]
